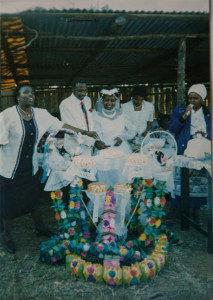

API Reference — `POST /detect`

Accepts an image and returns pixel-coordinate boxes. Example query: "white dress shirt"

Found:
[59,93,95,156]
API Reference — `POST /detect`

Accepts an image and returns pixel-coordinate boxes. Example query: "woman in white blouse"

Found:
[122,87,154,142]
[0,83,99,254]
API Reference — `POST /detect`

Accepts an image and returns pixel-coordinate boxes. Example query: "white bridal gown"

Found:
[92,109,135,188]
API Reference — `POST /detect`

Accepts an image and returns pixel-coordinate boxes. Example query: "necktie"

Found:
[80,101,89,131]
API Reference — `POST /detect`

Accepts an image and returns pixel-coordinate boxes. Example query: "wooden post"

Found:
[177,39,186,105]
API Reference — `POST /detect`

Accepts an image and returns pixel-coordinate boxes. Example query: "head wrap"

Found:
[95,88,120,112]
[187,84,207,101]
[100,88,119,96]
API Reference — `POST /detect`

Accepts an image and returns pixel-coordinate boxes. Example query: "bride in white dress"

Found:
[93,87,135,188]
[93,87,135,155]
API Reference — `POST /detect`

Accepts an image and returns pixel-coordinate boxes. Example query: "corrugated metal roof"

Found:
[1,8,209,90]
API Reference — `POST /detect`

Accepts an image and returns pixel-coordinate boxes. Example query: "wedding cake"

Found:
[114,183,131,194]
[87,182,108,194]
[126,153,148,165]
[99,148,124,159]
[72,155,96,168]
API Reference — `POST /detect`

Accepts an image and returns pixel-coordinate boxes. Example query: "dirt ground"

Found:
[0,191,213,300]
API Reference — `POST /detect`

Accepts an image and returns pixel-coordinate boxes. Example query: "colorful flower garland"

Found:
[40,177,169,285]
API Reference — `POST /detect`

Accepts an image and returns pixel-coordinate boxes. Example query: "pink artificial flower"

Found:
[145,239,151,246]
[75,201,80,209]
[68,228,75,235]
[127,241,133,248]
[97,244,104,251]
[84,231,90,238]
[107,190,114,197]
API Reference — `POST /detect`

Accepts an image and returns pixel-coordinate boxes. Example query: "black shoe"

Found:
[2,235,16,254]
[35,227,54,238]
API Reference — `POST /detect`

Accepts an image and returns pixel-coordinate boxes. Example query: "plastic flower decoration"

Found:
[105,195,111,204]
[55,213,60,220]
[55,190,62,199]
[139,233,147,241]
[146,199,152,208]
[50,192,56,200]
[145,239,151,246]
[154,197,161,206]
[160,197,166,206]
[146,179,153,187]
[69,201,75,209]
[61,211,67,219]
[39,175,171,286]
[155,219,161,227]
[149,217,155,226]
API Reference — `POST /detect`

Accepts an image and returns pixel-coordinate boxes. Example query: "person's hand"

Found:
[94,140,108,150]
[114,137,123,146]
[85,131,100,140]
[182,104,193,119]
[131,137,136,144]
[141,130,148,137]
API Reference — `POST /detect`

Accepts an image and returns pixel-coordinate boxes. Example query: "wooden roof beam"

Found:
[2,12,209,21]
[20,47,209,53]
[1,62,204,69]
[113,32,209,85]
[6,33,209,40]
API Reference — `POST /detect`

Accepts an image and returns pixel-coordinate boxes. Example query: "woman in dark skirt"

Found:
[0,83,100,254]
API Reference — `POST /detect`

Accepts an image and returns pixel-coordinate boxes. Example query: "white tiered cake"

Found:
[87,182,107,193]
[99,148,124,159]
[72,155,96,168]
[126,153,149,165]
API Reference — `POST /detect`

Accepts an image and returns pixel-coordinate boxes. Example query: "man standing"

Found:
[60,77,106,155]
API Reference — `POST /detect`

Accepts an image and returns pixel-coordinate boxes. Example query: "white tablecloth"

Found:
[44,165,97,191]
[174,155,212,176]
[172,155,211,198]
[44,154,175,193]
